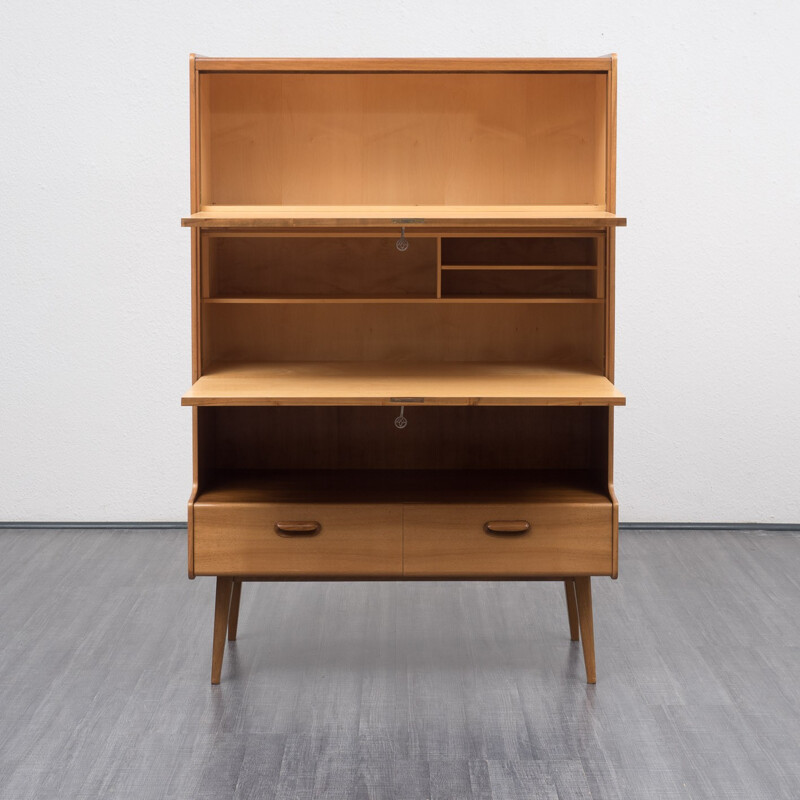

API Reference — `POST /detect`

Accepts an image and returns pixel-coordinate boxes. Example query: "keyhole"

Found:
[396,226,409,252]
[394,406,408,429]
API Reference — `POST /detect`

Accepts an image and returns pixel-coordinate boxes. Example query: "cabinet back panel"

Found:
[209,236,436,298]
[203,406,608,471]
[202,303,604,366]
[199,72,607,206]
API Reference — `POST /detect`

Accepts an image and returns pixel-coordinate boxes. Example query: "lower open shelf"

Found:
[196,468,610,505]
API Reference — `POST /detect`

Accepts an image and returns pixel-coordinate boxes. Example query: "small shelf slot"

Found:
[441,235,598,268]
[440,235,602,300]
[441,269,598,299]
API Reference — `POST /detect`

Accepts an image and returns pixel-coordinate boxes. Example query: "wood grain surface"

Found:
[193,503,403,577]
[403,503,612,577]
[195,70,610,207]
[182,362,626,407]
[183,207,627,228]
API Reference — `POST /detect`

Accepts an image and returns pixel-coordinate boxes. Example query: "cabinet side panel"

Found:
[606,55,617,213]
[606,58,618,577]
[188,408,217,577]
[608,409,618,578]
[606,229,616,381]
[198,72,213,209]
[188,409,197,578]
[594,74,608,211]
[188,56,200,578]
[190,55,200,214]
[593,407,617,577]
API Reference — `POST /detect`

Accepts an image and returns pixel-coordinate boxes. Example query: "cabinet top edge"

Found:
[190,56,616,73]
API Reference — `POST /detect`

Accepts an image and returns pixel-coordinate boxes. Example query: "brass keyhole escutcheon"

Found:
[396,226,409,252]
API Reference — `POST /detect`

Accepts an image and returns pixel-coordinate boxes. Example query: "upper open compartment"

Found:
[183,57,624,229]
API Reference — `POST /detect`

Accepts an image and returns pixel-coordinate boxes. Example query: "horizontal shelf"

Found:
[182,205,627,229]
[203,297,604,305]
[196,469,611,505]
[439,296,599,302]
[441,264,600,271]
[182,362,626,407]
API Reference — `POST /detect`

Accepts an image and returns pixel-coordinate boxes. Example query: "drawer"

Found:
[403,503,612,577]
[193,503,403,577]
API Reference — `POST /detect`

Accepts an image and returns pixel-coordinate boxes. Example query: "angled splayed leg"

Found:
[228,579,242,641]
[574,576,596,684]
[564,579,580,642]
[211,577,234,684]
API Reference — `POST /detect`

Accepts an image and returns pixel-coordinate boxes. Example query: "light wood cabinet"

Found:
[182,56,626,684]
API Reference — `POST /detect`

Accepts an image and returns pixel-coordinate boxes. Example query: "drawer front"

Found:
[194,503,403,577]
[403,503,612,577]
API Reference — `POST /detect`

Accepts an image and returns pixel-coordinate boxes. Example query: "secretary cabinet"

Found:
[181,55,626,684]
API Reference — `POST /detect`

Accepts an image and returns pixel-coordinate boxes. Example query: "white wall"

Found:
[1,1,798,523]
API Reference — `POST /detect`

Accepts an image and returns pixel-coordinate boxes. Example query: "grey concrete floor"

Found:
[0,527,799,799]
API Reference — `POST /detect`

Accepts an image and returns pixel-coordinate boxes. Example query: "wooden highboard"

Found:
[181,56,626,684]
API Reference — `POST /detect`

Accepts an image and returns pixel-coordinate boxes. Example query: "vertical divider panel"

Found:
[436,236,442,298]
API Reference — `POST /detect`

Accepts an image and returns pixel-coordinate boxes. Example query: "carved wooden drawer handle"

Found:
[274,521,321,537]
[484,520,531,536]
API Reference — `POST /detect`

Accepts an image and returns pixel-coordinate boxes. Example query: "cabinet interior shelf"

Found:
[197,468,611,505]
[182,206,627,229]
[182,362,626,407]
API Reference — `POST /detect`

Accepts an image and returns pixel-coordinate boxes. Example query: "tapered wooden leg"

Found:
[574,576,596,684]
[211,577,234,685]
[564,579,580,641]
[228,579,242,641]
